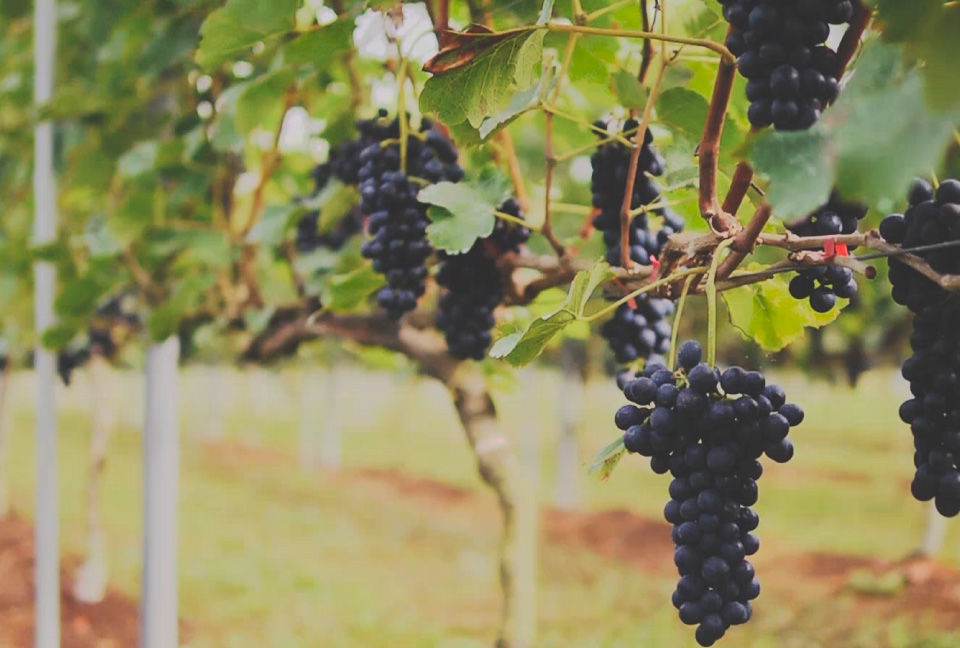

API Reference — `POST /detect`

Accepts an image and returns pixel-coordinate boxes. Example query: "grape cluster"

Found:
[600,299,674,364]
[881,179,960,515]
[786,193,868,312]
[489,198,531,253]
[436,200,529,360]
[590,118,684,366]
[295,136,367,253]
[881,178,960,313]
[898,299,960,516]
[358,116,464,320]
[590,118,683,267]
[615,340,803,646]
[717,0,854,131]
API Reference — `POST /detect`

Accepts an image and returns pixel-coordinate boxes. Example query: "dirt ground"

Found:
[3,449,960,646]
[0,514,139,647]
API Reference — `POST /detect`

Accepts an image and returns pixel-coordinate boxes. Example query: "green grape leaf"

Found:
[477,66,555,140]
[656,86,742,154]
[588,436,627,481]
[489,262,614,366]
[283,17,354,67]
[869,0,960,109]
[178,230,232,268]
[235,69,296,134]
[611,69,648,110]
[419,181,498,253]
[196,0,299,70]
[147,274,215,341]
[117,141,158,178]
[41,323,80,351]
[314,180,360,233]
[750,129,834,220]
[722,266,842,352]
[568,37,617,83]
[420,30,546,137]
[320,265,385,313]
[246,204,300,246]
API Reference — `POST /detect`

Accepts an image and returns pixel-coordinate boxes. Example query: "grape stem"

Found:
[397,58,409,173]
[706,239,734,367]
[698,39,741,234]
[716,203,772,279]
[581,267,708,323]
[667,274,697,370]
[835,1,872,79]
[494,209,538,230]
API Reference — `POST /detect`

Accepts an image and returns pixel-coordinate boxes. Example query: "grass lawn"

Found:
[3,364,960,647]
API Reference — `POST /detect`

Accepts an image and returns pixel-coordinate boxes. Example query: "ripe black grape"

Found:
[885,179,960,516]
[786,193,867,312]
[717,0,854,131]
[435,200,529,360]
[616,340,803,645]
[358,115,464,320]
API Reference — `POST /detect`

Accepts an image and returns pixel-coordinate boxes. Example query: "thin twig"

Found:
[716,203,772,279]
[835,1,872,78]
[618,58,668,268]
[698,47,740,233]
[493,131,530,212]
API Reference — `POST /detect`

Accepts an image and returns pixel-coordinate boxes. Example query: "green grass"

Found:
[3,365,960,646]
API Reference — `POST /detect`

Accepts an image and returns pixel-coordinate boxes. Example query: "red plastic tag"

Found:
[823,238,836,257]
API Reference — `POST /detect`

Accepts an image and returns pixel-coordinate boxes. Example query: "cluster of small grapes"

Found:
[590,118,684,366]
[294,128,372,253]
[615,340,803,646]
[295,163,360,253]
[880,178,960,313]
[358,116,464,320]
[600,298,674,364]
[717,0,854,130]
[881,179,960,515]
[590,118,683,267]
[787,193,868,312]
[436,200,529,360]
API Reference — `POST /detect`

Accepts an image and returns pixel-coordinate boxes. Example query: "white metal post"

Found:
[142,336,180,648]
[33,0,59,646]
